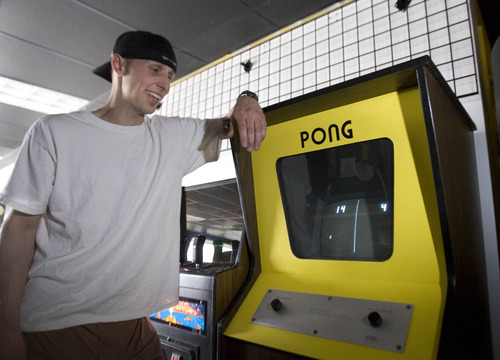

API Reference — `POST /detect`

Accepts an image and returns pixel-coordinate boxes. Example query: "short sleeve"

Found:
[179,117,222,174]
[0,120,55,215]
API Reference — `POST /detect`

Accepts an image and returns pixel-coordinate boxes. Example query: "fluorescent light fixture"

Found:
[0,75,89,114]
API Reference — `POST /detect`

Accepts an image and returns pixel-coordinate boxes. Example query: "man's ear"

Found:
[110,54,126,78]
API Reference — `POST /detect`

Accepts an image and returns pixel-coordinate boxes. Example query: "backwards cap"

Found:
[93,30,177,82]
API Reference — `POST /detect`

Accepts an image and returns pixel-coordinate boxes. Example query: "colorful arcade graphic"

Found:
[151,298,206,334]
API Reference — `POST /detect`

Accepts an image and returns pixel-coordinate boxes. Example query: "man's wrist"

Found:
[238,90,258,102]
[222,117,231,129]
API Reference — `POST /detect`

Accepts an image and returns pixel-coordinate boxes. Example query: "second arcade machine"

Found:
[150,180,253,360]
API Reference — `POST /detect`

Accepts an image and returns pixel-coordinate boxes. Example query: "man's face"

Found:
[121,58,175,115]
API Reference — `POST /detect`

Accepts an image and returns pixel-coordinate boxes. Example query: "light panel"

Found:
[0,76,88,115]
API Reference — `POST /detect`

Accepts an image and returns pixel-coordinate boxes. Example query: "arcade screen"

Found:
[181,232,238,266]
[276,138,394,261]
[150,297,207,334]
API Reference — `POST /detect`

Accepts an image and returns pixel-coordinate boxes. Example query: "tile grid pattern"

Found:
[161,0,476,150]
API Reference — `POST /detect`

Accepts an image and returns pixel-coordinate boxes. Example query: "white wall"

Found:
[461,94,500,360]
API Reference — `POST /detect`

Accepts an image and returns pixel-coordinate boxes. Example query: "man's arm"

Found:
[0,208,41,360]
[224,91,267,152]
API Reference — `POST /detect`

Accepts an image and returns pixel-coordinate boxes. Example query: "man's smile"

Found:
[146,90,162,101]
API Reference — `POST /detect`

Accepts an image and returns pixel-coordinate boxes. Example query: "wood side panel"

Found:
[420,66,493,360]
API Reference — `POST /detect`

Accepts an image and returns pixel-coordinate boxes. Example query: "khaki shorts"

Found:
[23,317,165,360]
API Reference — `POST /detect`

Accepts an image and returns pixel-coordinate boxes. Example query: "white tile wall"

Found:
[161,0,477,119]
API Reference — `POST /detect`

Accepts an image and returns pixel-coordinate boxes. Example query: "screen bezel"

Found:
[276,137,394,261]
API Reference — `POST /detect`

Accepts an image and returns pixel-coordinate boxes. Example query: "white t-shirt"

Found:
[0,110,222,331]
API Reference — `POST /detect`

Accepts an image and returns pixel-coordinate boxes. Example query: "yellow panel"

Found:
[225,89,447,359]
[253,90,445,284]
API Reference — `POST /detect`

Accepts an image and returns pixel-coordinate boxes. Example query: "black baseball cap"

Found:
[93,30,177,82]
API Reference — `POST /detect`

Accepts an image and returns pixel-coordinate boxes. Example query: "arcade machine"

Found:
[222,57,493,359]
[150,179,254,360]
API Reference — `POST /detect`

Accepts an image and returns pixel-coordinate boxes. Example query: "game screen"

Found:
[276,138,394,261]
[150,297,207,334]
[181,232,239,267]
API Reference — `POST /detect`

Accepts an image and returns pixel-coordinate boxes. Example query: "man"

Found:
[0,30,266,359]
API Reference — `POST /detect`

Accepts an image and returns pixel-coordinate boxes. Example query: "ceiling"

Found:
[0,0,342,168]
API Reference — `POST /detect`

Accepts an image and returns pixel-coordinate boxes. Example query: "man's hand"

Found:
[226,94,266,152]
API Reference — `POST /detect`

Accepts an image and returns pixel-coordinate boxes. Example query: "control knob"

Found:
[368,311,383,327]
[271,298,283,312]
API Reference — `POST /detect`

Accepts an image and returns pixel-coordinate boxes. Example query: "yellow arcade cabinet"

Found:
[221,56,492,360]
